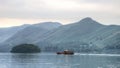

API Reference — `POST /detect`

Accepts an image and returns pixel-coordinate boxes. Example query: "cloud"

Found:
[0,0,120,27]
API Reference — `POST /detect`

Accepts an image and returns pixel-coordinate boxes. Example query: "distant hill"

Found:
[34,17,120,53]
[0,22,62,52]
[0,17,120,53]
[35,17,104,43]
[0,24,29,43]
[86,25,120,48]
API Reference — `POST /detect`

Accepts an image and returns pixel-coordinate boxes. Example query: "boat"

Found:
[57,50,74,55]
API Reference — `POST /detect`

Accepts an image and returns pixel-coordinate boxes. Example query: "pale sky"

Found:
[0,0,120,27]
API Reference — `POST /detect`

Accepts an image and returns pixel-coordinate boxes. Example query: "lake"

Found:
[0,53,120,68]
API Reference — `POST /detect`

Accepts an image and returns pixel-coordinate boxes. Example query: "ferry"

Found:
[57,50,74,55]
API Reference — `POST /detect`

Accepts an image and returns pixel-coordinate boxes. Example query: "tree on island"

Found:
[11,44,41,53]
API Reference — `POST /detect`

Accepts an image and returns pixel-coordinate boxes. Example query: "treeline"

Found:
[36,41,101,53]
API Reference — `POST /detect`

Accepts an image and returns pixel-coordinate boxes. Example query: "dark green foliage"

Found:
[11,44,41,53]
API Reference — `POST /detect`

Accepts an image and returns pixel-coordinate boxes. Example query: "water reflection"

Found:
[54,55,76,68]
[10,53,41,68]
[105,56,120,68]
[0,53,120,68]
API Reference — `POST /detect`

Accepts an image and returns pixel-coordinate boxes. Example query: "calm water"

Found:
[0,53,120,68]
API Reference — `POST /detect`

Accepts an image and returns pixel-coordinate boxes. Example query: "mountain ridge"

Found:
[0,17,120,53]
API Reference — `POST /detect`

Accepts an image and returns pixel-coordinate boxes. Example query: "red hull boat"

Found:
[57,50,74,55]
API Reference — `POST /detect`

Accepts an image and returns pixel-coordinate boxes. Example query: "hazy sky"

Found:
[0,0,120,27]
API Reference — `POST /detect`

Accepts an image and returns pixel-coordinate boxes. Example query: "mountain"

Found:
[33,17,105,52]
[34,18,120,53]
[35,17,104,43]
[33,22,62,30]
[85,25,120,48]
[103,32,120,53]
[0,22,62,52]
[0,24,30,43]
[0,17,120,53]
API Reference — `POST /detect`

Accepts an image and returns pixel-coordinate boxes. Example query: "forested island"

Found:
[11,44,41,53]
